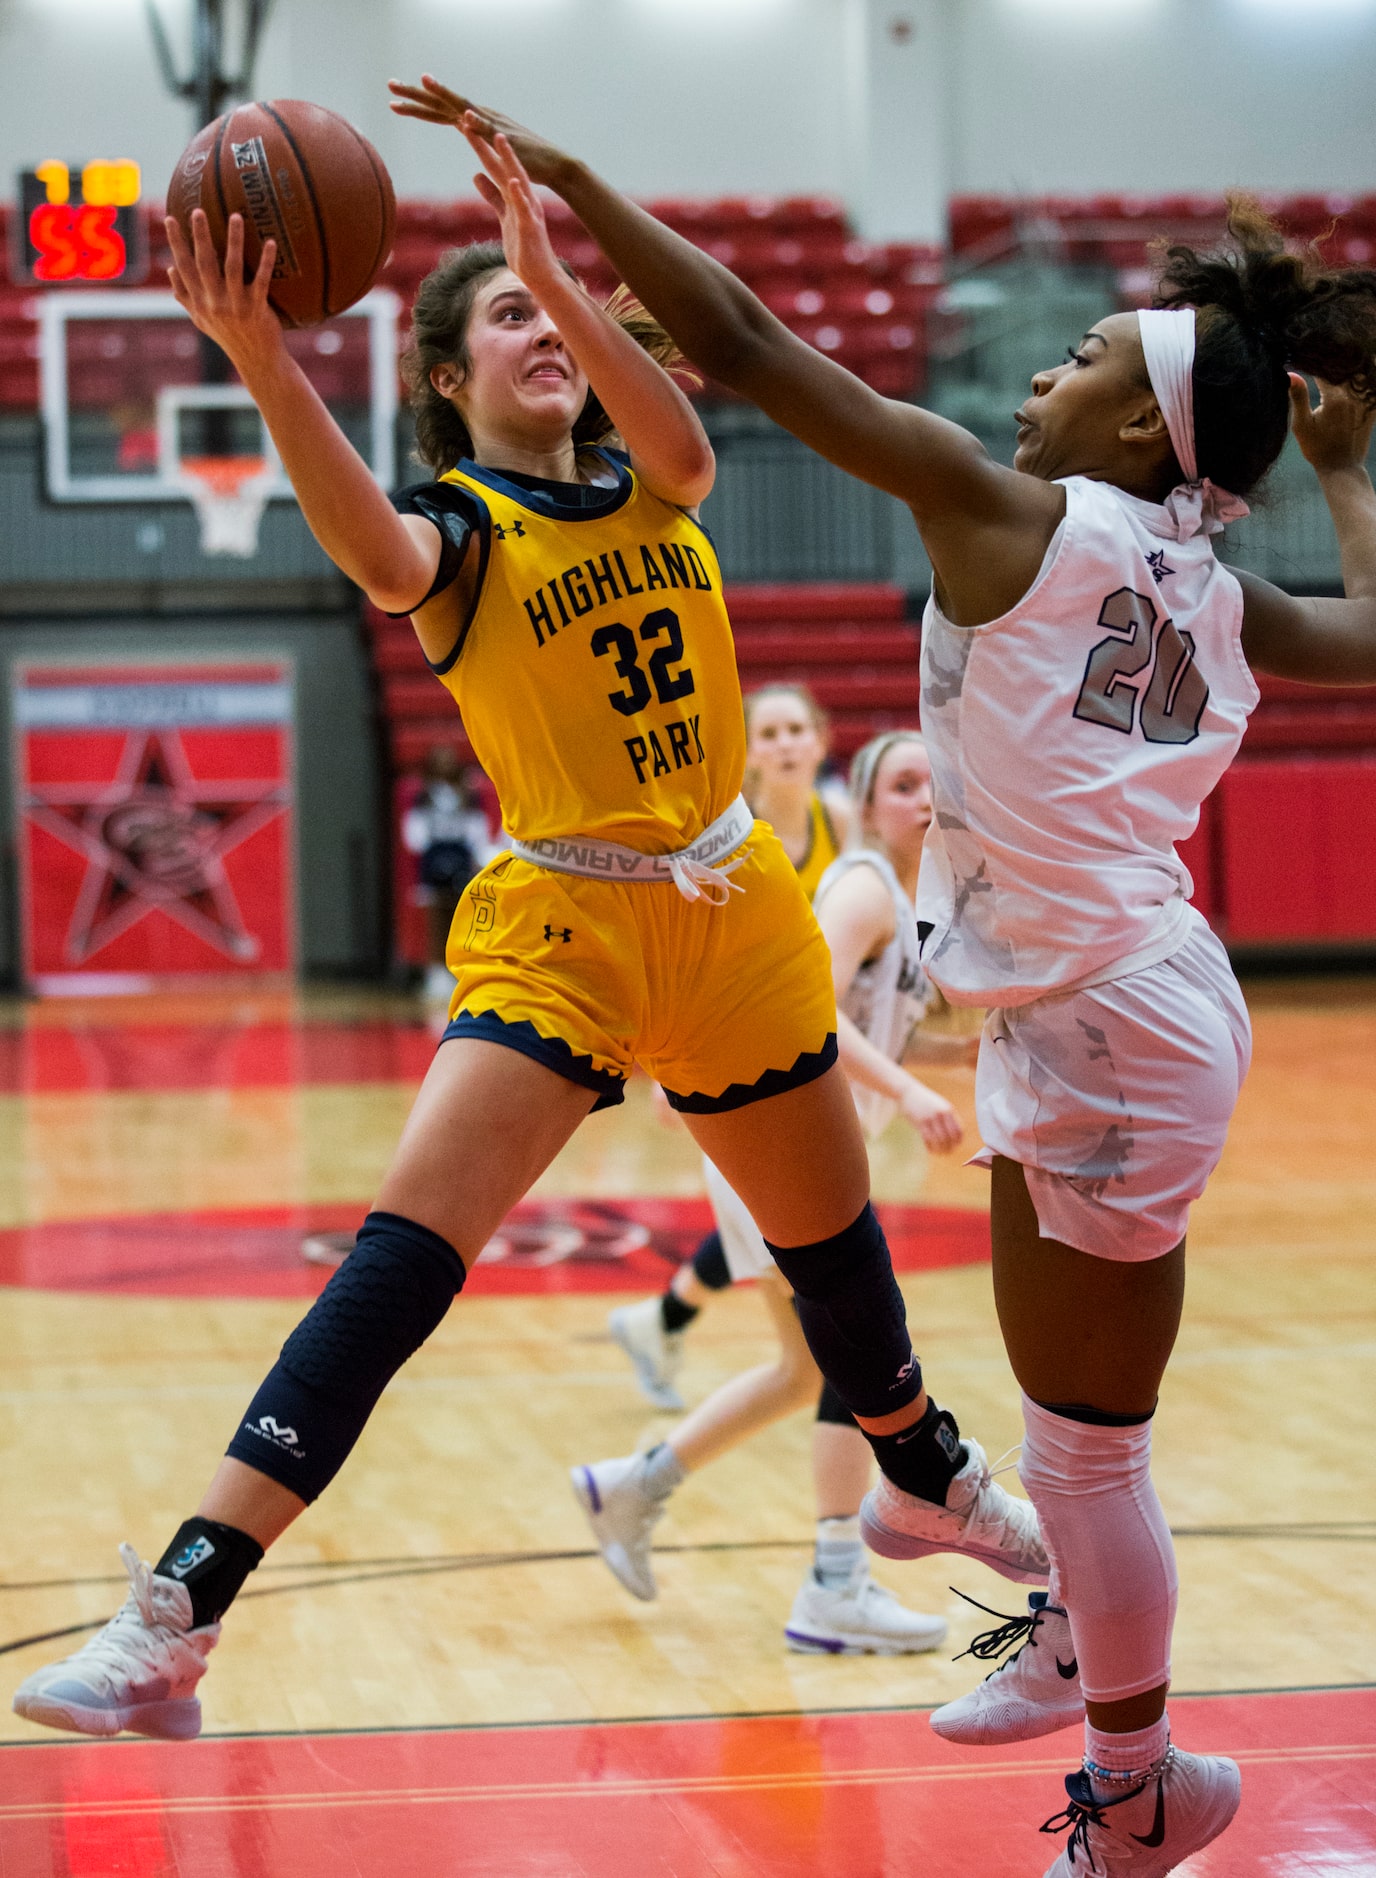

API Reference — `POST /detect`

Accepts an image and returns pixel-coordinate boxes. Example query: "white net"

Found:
[180,455,273,557]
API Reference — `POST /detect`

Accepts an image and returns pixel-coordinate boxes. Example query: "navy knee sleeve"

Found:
[816,1378,859,1429]
[766,1204,922,1421]
[225,1211,465,1503]
[690,1230,732,1291]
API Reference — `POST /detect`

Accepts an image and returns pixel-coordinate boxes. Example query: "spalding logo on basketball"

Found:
[167,100,396,328]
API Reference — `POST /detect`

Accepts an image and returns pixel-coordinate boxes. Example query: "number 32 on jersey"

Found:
[1073,587,1209,745]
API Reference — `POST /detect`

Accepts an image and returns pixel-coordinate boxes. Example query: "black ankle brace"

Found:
[155,1517,264,1628]
[868,1399,967,1506]
[661,1290,698,1333]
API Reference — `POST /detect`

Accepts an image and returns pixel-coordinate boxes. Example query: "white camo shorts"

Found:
[971,910,1252,1262]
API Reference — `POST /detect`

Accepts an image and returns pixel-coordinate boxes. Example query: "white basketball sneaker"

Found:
[1040,1746,1241,1876]
[607,1296,686,1411]
[12,1544,219,1740]
[930,1591,1084,1744]
[861,1439,1049,1584]
[785,1562,948,1655]
[570,1454,665,1601]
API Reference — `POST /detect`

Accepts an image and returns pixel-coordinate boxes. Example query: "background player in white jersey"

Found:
[397,93,1376,1875]
[574,732,973,1656]
[608,682,852,1409]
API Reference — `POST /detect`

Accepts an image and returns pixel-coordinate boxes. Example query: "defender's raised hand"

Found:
[1290,372,1376,478]
[458,119,566,301]
[387,75,571,189]
[165,209,283,367]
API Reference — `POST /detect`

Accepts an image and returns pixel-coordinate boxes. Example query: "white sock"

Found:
[1085,1715,1171,1800]
[640,1443,686,1501]
[813,1515,864,1587]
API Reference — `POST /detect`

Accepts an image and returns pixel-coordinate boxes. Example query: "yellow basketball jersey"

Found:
[793,790,842,902]
[435,451,746,852]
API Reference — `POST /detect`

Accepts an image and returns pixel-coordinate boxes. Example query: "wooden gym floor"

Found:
[0,978,1373,1875]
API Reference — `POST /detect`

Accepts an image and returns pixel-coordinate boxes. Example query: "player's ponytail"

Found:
[573,285,700,451]
[402,246,698,476]
[1154,195,1376,497]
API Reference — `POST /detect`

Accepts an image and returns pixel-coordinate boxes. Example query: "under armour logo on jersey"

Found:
[1146,549,1175,585]
[543,925,573,944]
[492,519,527,541]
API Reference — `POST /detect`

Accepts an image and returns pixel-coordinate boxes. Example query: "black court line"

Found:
[2,1519,1371,1597]
[3,1522,1372,1661]
[2,1681,1373,1752]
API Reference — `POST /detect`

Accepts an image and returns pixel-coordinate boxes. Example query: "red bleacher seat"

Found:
[948,196,1017,254]
[723,586,904,620]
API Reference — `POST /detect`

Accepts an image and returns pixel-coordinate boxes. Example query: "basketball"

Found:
[166,99,395,327]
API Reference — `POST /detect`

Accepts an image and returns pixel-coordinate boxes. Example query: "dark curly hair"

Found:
[1152,195,1376,498]
[401,243,696,476]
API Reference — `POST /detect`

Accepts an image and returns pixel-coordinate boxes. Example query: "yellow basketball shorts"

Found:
[441,823,838,1111]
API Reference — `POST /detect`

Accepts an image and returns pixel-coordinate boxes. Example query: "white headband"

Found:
[1137,308,1199,482]
[1136,307,1249,540]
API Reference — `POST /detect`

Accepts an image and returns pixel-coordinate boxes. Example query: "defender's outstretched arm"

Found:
[389,77,1055,537]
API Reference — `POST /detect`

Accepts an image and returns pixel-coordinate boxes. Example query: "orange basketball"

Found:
[167,99,396,328]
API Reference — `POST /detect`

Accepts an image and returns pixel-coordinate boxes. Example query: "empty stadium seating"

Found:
[949,190,1376,301]
[6,187,1373,413]
[0,194,940,409]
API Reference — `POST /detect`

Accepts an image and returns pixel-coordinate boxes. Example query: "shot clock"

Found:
[14,159,149,284]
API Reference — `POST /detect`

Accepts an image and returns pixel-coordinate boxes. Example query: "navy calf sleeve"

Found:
[690,1230,732,1291]
[766,1203,923,1421]
[225,1210,465,1503]
[815,1378,860,1429]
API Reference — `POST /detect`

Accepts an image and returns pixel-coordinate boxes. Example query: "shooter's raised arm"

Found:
[165,208,442,616]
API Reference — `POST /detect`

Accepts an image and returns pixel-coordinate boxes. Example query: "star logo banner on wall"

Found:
[14,662,295,992]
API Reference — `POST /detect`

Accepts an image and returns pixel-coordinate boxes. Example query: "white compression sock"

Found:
[1019,1394,1178,1707]
[813,1515,864,1587]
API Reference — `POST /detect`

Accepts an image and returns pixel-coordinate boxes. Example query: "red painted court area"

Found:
[0,1018,438,1094]
[0,1688,1371,1877]
[0,1200,989,1297]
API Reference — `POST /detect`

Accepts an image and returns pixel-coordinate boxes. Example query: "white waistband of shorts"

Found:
[506,795,753,905]
[1034,897,1198,1006]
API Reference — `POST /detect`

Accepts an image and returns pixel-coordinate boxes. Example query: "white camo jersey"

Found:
[916,475,1259,1007]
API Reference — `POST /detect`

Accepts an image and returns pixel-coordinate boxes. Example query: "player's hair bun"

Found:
[1152,195,1376,496]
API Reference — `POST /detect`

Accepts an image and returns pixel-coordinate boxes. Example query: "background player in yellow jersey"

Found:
[14,108,1043,1742]
[746,683,848,900]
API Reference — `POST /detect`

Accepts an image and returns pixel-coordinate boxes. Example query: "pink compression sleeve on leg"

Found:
[1018,1394,1178,1705]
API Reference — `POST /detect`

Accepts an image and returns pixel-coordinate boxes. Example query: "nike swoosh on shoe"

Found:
[1131,1779,1167,1849]
[1056,1656,1078,1680]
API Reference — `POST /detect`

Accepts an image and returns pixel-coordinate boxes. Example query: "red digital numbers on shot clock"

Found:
[16,159,147,285]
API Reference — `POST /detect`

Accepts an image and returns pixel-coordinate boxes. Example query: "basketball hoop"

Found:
[179,453,274,557]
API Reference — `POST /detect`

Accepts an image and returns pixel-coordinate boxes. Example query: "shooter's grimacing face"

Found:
[443,268,590,444]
